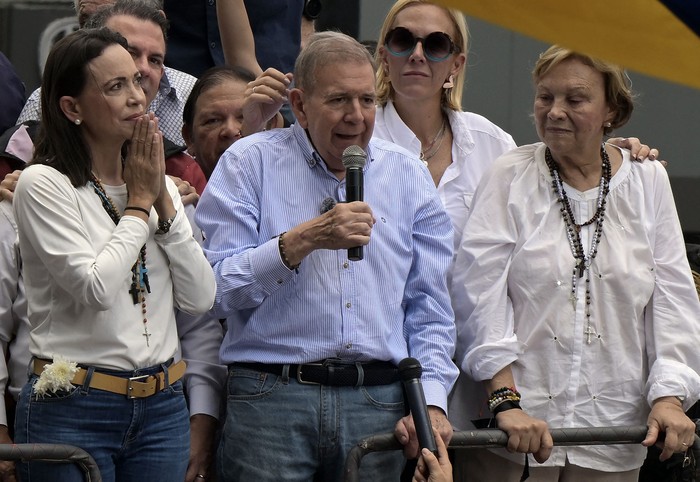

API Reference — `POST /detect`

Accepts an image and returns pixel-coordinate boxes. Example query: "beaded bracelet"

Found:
[492,399,522,415]
[124,206,150,217]
[278,232,300,271]
[488,386,522,413]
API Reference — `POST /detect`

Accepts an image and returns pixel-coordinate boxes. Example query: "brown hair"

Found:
[32,28,129,186]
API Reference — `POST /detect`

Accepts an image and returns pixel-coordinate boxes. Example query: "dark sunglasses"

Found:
[384,26,459,62]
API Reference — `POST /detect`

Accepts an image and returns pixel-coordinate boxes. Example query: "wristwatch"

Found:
[303,0,322,20]
[156,214,176,234]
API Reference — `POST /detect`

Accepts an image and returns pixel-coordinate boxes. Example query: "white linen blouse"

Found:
[450,143,700,470]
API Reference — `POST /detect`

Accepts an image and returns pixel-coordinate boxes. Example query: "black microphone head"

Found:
[398,357,422,381]
[341,145,367,170]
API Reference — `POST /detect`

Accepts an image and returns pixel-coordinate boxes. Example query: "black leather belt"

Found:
[233,360,399,386]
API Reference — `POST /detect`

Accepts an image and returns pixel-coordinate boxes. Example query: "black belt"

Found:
[233,360,399,386]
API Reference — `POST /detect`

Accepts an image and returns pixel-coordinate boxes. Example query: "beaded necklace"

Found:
[90,175,152,346]
[419,117,447,166]
[545,143,611,344]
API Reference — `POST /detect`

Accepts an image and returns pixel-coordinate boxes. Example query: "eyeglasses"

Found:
[384,27,458,62]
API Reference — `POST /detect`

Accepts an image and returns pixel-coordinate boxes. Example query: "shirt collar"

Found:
[292,122,318,168]
[158,67,174,99]
[383,100,421,151]
[291,122,374,172]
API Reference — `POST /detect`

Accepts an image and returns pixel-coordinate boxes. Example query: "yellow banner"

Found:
[436,0,700,89]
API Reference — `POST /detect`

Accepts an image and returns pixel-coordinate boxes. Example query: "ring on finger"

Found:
[195,475,206,480]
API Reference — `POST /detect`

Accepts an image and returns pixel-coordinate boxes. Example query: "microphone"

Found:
[320,197,337,214]
[399,357,438,455]
[341,145,367,261]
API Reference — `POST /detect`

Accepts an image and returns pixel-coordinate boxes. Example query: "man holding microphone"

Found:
[196,30,457,482]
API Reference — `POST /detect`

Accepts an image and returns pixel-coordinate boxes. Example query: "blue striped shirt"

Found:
[195,122,458,409]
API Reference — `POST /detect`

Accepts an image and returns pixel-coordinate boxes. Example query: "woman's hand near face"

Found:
[152,123,177,219]
[124,114,163,212]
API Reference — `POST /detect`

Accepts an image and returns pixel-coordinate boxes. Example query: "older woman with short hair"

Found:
[451,45,700,481]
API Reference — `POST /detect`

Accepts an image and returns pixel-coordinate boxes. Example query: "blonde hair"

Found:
[375,0,468,110]
[533,45,634,135]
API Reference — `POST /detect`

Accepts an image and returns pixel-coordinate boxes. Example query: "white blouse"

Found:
[374,100,516,253]
[450,143,700,470]
[13,164,216,371]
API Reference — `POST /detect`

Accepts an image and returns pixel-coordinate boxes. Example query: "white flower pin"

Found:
[33,356,79,397]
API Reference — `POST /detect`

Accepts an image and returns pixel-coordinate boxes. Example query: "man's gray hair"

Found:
[294,31,376,94]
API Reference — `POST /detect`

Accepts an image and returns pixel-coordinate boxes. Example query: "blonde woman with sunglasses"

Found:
[375,0,516,257]
[377,1,659,479]
[375,0,655,256]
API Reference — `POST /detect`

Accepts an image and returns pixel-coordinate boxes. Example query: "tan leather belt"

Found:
[33,359,187,399]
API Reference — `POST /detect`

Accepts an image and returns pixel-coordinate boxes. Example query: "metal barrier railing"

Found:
[343,425,700,482]
[0,443,102,482]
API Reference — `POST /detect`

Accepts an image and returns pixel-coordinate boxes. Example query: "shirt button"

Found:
[210,42,216,49]
[345,343,352,349]
[277,279,283,284]
[208,0,214,5]
[345,302,351,309]
[343,262,349,269]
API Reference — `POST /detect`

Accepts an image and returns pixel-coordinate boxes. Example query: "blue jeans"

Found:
[217,365,406,482]
[15,363,190,482]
